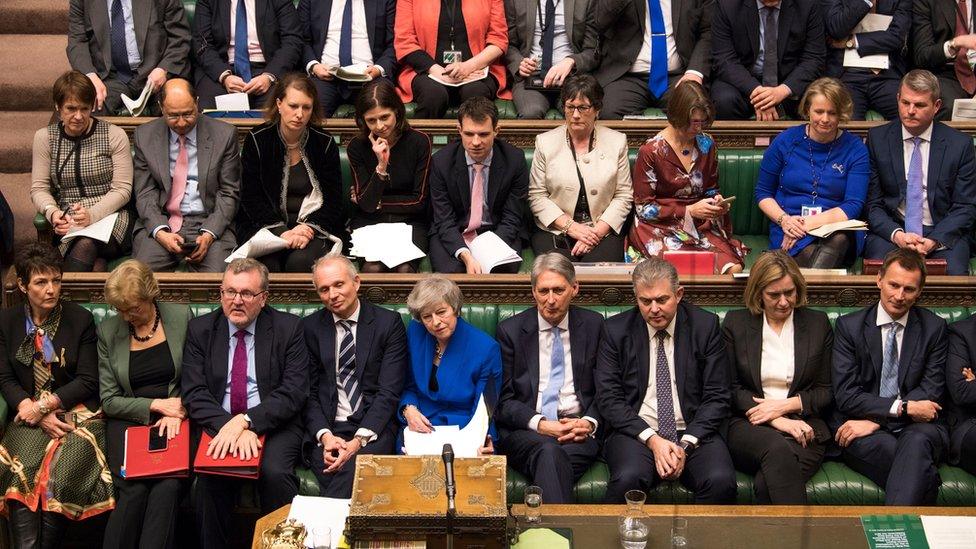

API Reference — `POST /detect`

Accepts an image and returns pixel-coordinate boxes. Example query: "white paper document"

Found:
[214,92,251,111]
[952,98,976,121]
[468,231,521,272]
[843,14,893,70]
[404,395,489,458]
[287,495,350,548]
[806,219,868,238]
[921,516,976,549]
[61,212,118,244]
[120,80,154,117]
[429,67,489,88]
[349,223,426,268]
[330,63,373,82]
[225,228,289,262]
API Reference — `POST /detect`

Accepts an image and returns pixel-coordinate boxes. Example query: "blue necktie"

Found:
[235,0,252,82]
[880,322,900,399]
[655,330,678,443]
[339,0,354,67]
[646,0,668,99]
[110,0,132,84]
[540,0,557,74]
[337,320,361,412]
[905,136,924,236]
[540,326,565,421]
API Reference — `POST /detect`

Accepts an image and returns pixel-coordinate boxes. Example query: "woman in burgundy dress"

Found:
[628,82,747,274]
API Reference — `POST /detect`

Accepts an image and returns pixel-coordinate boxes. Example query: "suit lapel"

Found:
[213,315,231,397]
[898,310,921,389]
[864,306,884,379]
[113,316,134,396]
[254,309,273,397]
[93,0,112,74]
[568,308,586,401]
[776,0,794,60]
[634,311,650,401]
[791,310,809,397]
[636,0,647,34]
[670,0,681,42]
[564,0,576,44]
[889,123,907,200]
[927,125,947,212]
[486,144,503,213]
[318,311,339,407]
[255,0,268,55]
[746,1,760,62]
[941,0,956,33]
[673,306,691,414]
[746,313,763,395]
[523,312,541,398]
[363,0,377,49]
[354,302,374,382]
[196,121,214,203]
[455,147,472,216]
[156,123,173,192]
[132,0,148,53]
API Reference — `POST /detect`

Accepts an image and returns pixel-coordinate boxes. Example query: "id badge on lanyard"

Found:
[800,204,823,217]
[442,50,462,65]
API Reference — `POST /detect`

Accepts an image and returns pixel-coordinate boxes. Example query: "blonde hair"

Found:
[799,77,854,123]
[406,276,463,320]
[104,259,160,310]
[743,251,807,315]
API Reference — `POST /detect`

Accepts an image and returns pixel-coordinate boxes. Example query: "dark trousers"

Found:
[936,75,970,121]
[840,422,947,505]
[313,76,395,117]
[193,424,303,549]
[195,66,272,110]
[511,81,560,119]
[96,77,160,116]
[258,236,337,273]
[726,419,824,504]
[103,476,182,549]
[841,70,900,121]
[410,74,500,118]
[602,432,737,504]
[428,230,522,274]
[793,232,855,269]
[711,78,799,120]
[864,232,971,275]
[310,422,397,498]
[599,73,682,120]
[497,430,600,504]
[958,425,976,476]
[531,229,626,262]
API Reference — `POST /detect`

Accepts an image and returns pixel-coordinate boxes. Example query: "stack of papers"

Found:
[225,228,289,262]
[287,495,351,549]
[952,98,976,121]
[214,92,251,111]
[807,219,868,238]
[121,81,154,116]
[430,67,489,88]
[62,212,119,244]
[843,14,892,70]
[403,395,489,458]
[468,231,521,272]
[350,223,425,268]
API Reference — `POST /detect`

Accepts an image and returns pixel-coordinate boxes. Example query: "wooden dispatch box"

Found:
[347,455,508,549]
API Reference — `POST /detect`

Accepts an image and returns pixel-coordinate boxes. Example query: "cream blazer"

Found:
[528,125,634,234]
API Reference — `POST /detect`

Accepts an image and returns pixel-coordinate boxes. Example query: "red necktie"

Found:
[231,330,248,415]
[166,135,189,233]
[956,0,976,95]
[463,163,485,245]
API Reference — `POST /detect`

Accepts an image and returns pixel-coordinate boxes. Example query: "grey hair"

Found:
[632,257,679,292]
[900,69,941,103]
[225,258,270,291]
[406,276,463,320]
[531,252,577,287]
[312,254,358,278]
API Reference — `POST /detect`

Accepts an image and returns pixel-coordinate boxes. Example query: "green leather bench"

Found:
[61,301,976,506]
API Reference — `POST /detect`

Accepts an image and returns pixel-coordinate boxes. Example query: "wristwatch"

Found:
[845,38,855,49]
[37,398,51,415]
[679,439,697,453]
[901,400,909,418]
[355,434,370,448]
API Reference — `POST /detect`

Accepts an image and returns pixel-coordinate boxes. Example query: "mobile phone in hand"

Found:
[148,428,168,452]
[714,196,737,207]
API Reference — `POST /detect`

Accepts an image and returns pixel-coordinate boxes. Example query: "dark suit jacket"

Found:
[831,303,947,428]
[302,300,407,440]
[428,139,529,256]
[912,0,960,78]
[866,121,976,248]
[504,0,600,78]
[711,0,825,98]
[595,302,730,441]
[298,0,397,78]
[495,306,604,439]
[133,115,241,240]
[721,307,833,442]
[67,0,192,84]
[592,0,712,86]
[946,314,976,464]
[0,302,99,413]
[823,0,910,78]
[192,0,303,83]
[181,306,309,435]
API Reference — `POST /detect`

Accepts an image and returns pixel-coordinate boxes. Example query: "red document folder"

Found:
[663,250,717,275]
[193,431,266,479]
[122,420,190,479]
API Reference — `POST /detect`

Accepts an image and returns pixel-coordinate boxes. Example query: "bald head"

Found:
[158,78,198,135]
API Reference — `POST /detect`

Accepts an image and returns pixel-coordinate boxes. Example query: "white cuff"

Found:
[680,433,699,446]
[638,427,655,444]
[151,225,170,239]
[946,40,956,60]
[199,228,217,239]
[889,398,902,417]
[354,428,377,443]
[454,246,470,259]
[684,69,704,80]
[529,414,544,432]
[315,428,331,445]
[306,61,319,75]
[890,227,904,241]
[582,415,599,437]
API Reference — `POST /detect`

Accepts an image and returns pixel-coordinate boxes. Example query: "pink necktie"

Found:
[231,330,248,415]
[166,135,189,233]
[463,163,485,245]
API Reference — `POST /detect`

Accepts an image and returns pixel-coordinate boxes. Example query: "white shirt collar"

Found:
[538,311,570,332]
[762,310,794,335]
[227,317,257,337]
[465,148,494,168]
[901,123,933,143]
[169,125,197,146]
[876,303,909,328]
[646,314,678,341]
[332,300,362,325]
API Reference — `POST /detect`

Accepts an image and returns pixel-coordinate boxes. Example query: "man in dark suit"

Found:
[596,257,736,503]
[298,0,396,116]
[181,258,309,549]
[495,253,603,503]
[132,78,240,272]
[428,97,529,274]
[192,0,303,109]
[711,0,825,120]
[947,314,976,476]
[912,0,976,119]
[67,0,191,114]
[823,0,911,120]
[832,248,948,505]
[303,255,407,497]
[591,0,712,119]
[505,0,599,118]
[864,70,976,275]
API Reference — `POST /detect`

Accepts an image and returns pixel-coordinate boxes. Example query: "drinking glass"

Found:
[671,517,688,548]
[618,515,649,549]
[524,485,543,524]
[310,526,331,549]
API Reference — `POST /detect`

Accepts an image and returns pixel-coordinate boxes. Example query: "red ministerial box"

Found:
[122,420,190,479]
[193,431,266,479]
[663,251,717,275]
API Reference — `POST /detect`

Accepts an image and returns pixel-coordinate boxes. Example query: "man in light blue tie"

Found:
[865,70,976,275]
[495,253,605,503]
[831,248,948,505]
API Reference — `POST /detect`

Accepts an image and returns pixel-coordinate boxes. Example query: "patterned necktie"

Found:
[905,136,924,235]
[646,0,668,99]
[463,163,485,245]
[234,0,252,81]
[655,330,678,443]
[166,135,188,233]
[956,0,976,95]
[880,322,901,399]
[338,0,354,67]
[540,326,565,420]
[231,330,249,415]
[540,0,558,74]
[110,0,133,84]
[762,6,778,87]
[337,320,361,412]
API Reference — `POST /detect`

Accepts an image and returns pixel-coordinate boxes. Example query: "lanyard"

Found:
[805,125,837,205]
[443,0,461,50]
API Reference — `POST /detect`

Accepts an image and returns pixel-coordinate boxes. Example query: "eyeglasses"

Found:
[163,112,197,122]
[564,104,594,114]
[113,302,146,315]
[220,289,267,302]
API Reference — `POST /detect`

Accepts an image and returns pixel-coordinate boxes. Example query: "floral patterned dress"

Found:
[628,134,748,272]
